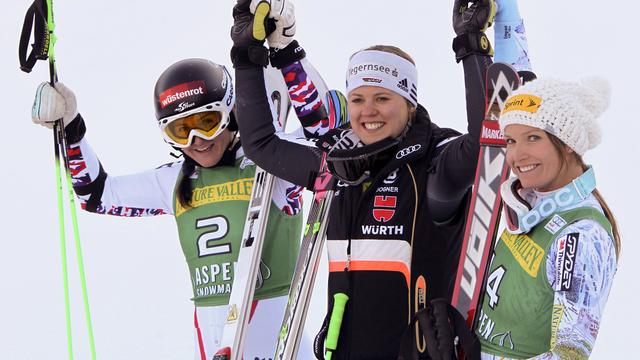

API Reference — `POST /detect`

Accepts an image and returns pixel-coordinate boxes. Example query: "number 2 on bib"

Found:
[197,216,231,257]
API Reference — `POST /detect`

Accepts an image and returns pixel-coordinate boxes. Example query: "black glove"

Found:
[452,0,496,62]
[230,0,275,68]
[417,298,481,360]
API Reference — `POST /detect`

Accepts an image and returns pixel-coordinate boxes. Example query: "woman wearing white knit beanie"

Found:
[475,77,621,359]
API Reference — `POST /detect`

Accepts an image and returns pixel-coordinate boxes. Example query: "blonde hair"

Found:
[358,44,416,65]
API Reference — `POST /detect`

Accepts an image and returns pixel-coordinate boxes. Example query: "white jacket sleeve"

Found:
[68,137,181,216]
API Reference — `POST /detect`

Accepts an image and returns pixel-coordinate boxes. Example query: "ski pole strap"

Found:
[324,293,349,360]
[313,313,330,360]
[397,307,434,360]
[418,301,455,359]
[445,302,481,360]
[19,0,50,73]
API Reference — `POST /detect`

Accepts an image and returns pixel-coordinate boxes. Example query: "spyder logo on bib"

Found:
[555,233,579,291]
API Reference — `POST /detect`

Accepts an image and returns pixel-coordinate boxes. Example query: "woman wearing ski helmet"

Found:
[472,77,620,359]
[228,0,532,357]
[31,58,304,360]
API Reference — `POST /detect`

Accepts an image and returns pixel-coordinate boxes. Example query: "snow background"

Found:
[1,0,637,358]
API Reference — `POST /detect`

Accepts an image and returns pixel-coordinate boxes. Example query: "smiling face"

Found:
[348,86,412,145]
[504,124,583,192]
[181,129,234,168]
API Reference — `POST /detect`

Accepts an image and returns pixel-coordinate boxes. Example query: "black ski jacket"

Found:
[235,52,491,359]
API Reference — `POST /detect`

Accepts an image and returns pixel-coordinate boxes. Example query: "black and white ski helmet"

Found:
[153,58,235,128]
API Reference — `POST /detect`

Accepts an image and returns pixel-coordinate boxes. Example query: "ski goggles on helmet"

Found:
[158,102,229,148]
[327,137,399,185]
[501,166,597,234]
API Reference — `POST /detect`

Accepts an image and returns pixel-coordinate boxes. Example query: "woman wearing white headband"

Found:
[230,0,530,358]
[471,77,620,359]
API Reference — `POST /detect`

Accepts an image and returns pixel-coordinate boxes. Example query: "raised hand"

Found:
[32,82,78,129]
[230,0,274,67]
[250,0,296,51]
[452,0,497,61]
[453,0,496,35]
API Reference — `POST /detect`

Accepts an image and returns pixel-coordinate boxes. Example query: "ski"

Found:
[213,69,291,360]
[274,90,354,360]
[451,62,522,327]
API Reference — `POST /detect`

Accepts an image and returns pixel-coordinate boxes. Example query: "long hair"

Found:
[548,134,621,257]
[175,129,239,210]
[177,155,197,210]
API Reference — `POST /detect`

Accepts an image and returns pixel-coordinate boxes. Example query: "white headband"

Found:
[345,50,418,106]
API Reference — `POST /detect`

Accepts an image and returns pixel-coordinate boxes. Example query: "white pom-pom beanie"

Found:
[499,77,611,155]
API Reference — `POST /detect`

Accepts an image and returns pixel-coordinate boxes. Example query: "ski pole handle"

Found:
[324,293,349,360]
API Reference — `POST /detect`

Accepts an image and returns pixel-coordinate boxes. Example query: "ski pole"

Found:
[60,126,98,360]
[53,123,74,360]
[45,2,76,358]
[46,1,98,357]
[19,1,97,358]
[274,90,352,360]
[324,293,349,360]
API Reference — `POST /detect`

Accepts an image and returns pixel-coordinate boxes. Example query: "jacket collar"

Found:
[372,104,433,177]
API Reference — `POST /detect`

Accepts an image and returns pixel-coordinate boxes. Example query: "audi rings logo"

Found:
[396,144,421,159]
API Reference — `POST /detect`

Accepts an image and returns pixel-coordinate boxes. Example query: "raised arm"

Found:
[32,82,179,216]
[427,0,533,222]
[274,52,331,138]
[493,0,532,72]
[231,0,325,189]
[247,0,331,139]
[425,0,496,222]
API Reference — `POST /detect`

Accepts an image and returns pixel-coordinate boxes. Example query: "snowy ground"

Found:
[1,1,638,359]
